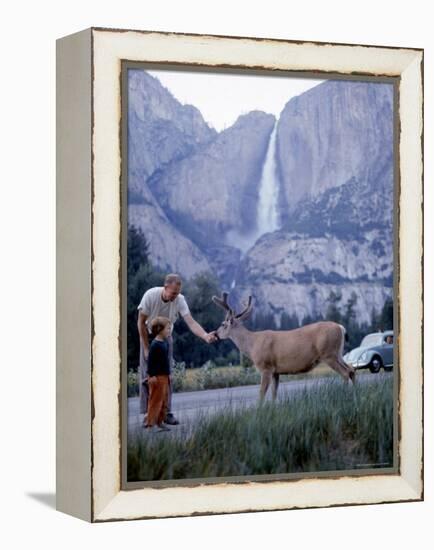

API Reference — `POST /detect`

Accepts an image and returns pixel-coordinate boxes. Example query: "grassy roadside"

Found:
[127,362,372,396]
[127,375,394,481]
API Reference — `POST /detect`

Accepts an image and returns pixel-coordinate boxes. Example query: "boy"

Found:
[145,316,172,433]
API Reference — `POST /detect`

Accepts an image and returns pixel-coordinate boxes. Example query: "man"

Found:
[137,273,217,425]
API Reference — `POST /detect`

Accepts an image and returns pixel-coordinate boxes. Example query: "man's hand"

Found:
[205,332,218,344]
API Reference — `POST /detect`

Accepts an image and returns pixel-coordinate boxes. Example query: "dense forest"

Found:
[127,225,393,371]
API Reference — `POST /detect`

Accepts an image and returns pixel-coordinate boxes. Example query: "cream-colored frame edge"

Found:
[56,28,92,522]
[91,28,423,522]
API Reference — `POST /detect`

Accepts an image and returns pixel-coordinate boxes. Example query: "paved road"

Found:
[128,373,390,437]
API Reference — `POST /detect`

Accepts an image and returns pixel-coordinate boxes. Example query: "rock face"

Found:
[232,79,394,324]
[282,157,393,239]
[276,80,394,219]
[128,183,211,279]
[128,70,394,324]
[232,227,392,325]
[128,70,217,203]
[127,70,216,278]
[150,111,276,249]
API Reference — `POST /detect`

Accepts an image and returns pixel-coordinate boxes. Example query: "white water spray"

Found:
[225,121,281,270]
[256,122,280,236]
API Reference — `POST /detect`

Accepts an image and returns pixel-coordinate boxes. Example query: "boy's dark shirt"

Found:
[147,338,170,377]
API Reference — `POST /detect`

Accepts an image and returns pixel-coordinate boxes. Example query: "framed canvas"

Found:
[56,27,423,522]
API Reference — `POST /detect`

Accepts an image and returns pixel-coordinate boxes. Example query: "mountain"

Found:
[128,70,217,203]
[150,111,276,249]
[276,80,394,219]
[232,226,392,325]
[127,72,395,325]
[281,154,393,240]
[128,183,211,279]
[226,80,394,324]
[127,70,219,277]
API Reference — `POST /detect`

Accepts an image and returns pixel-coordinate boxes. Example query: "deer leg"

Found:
[271,373,280,400]
[338,359,356,384]
[259,370,272,402]
[325,358,351,383]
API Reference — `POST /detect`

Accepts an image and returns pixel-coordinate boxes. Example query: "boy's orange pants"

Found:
[146,375,170,426]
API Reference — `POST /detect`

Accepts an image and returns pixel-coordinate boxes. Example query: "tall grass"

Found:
[127,375,394,481]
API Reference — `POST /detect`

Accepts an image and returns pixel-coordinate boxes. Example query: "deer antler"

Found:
[235,295,253,320]
[212,291,234,316]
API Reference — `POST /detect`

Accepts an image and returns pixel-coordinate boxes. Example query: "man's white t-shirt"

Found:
[137,286,190,334]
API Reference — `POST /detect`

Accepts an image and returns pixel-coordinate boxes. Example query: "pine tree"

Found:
[280,311,299,330]
[127,225,164,370]
[127,225,150,278]
[326,290,342,323]
[342,292,364,350]
[380,297,394,331]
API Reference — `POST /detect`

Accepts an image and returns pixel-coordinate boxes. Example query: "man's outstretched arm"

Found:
[182,314,217,343]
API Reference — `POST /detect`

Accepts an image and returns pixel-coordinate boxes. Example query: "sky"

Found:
[148,69,324,132]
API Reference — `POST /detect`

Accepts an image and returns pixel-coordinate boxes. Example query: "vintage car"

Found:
[343,330,394,373]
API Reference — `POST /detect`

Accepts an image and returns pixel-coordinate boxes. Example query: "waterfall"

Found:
[256,122,280,236]
[225,121,280,262]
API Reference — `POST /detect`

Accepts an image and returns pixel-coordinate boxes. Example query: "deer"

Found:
[211,292,356,401]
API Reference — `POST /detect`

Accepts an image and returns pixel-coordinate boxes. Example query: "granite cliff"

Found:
[128,71,394,324]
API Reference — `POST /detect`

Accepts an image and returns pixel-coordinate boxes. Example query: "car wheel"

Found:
[384,365,393,372]
[369,356,382,373]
